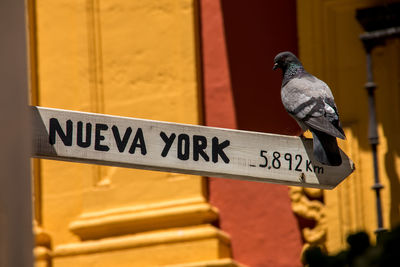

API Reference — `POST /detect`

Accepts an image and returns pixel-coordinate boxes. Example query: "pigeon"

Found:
[273,51,345,166]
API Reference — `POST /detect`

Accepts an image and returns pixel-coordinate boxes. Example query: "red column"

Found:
[200,1,303,266]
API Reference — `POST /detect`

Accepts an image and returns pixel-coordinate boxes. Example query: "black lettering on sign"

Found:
[160,132,176,157]
[129,128,147,155]
[272,152,281,169]
[112,126,132,153]
[212,137,230,163]
[49,118,73,146]
[256,149,326,174]
[95,123,110,151]
[193,135,209,162]
[284,153,292,170]
[177,134,190,160]
[77,121,92,148]
[314,165,324,174]
[306,160,313,172]
[259,150,268,167]
[294,154,302,172]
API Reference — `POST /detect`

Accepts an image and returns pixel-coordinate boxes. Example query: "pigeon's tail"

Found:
[311,129,342,166]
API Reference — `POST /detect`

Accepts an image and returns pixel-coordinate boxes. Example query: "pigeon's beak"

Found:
[273,63,278,70]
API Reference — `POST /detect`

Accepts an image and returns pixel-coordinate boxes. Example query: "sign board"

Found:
[31,106,354,189]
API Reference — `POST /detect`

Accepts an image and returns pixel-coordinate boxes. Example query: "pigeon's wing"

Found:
[281,76,346,139]
[304,116,346,139]
[323,97,346,138]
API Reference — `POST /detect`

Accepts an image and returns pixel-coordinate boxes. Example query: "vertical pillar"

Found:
[0,0,33,266]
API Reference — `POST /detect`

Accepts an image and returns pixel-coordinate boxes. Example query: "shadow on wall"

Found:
[385,139,400,227]
[378,45,400,227]
[205,2,304,267]
[220,0,300,135]
[219,0,400,229]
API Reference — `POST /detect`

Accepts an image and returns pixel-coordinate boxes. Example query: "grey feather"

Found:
[304,117,346,140]
[273,51,345,166]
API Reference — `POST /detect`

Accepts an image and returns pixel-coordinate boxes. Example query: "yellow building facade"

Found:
[294,0,400,253]
[30,1,240,266]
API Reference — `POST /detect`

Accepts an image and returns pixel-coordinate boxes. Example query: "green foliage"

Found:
[304,226,400,267]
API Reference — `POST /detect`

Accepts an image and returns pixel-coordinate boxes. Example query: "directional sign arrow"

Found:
[31,106,355,189]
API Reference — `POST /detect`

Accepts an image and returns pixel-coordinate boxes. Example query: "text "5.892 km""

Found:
[254,150,324,174]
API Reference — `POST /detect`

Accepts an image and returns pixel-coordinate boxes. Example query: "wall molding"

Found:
[70,198,218,240]
[54,224,229,257]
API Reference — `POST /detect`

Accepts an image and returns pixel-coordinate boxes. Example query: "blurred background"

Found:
[16,0,400,266]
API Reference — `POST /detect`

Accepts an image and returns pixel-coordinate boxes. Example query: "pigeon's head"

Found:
[273,51,302,71]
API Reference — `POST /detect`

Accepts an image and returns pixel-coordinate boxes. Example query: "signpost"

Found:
[32,106,354,189]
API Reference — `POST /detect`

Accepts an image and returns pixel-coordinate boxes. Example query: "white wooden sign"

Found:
[31,106,354,189]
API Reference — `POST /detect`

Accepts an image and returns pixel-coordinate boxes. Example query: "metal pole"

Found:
[364,48,386,235]
[356,3,400,239]
[0,0,33,266]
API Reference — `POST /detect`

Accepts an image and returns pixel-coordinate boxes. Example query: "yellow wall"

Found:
[31,1,243,266]
[296,0,400,253]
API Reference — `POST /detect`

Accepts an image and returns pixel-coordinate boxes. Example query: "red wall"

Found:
[200,1,303,266]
